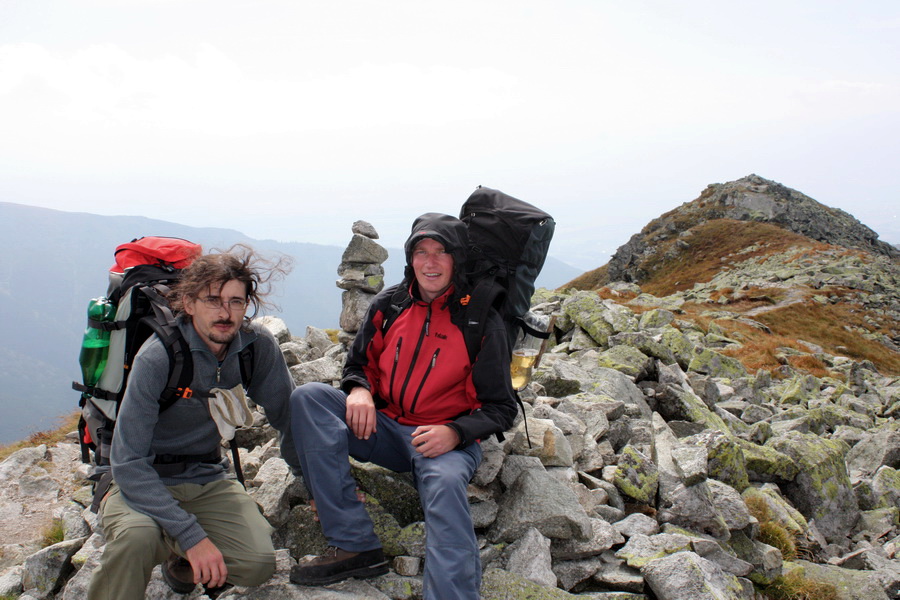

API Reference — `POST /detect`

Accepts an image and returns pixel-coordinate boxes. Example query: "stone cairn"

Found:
[336,220,389,337]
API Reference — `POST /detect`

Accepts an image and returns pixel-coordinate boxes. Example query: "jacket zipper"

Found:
[396,304,431,416]
[408,348,439,414]
[389,337,403,399]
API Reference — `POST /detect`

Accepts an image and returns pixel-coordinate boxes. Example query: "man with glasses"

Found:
[88,246,299,600]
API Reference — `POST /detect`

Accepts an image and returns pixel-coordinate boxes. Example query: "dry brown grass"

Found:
[756,301,900,376]
[0,412,81,463]
[551,217,899,379]
[759,571,838,600]
[745,495,797,560]
[638,219,826,296]
[562,264,609,291]
[676,295,900,377]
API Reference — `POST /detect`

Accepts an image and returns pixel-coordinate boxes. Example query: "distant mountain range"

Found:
[0,202,583,444]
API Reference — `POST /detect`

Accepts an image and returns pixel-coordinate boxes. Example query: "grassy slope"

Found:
[560,219,900,377]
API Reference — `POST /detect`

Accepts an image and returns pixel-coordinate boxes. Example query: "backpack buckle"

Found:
[180,387,194,399]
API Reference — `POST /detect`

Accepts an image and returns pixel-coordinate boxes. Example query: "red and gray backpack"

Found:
[73,237,252,509]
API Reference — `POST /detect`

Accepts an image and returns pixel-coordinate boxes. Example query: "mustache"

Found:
[213,319,235,326]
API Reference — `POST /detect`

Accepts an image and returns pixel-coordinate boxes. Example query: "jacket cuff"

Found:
[340,377,369,395]
[446,422,470,449]
[178,525,208,553]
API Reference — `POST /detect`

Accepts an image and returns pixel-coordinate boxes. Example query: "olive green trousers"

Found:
[87,479,275,600]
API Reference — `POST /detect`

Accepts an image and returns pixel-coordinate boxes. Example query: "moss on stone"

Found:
[688,347,748,379]
[480,568,579,599]
[563,291,616,347]
[737,439,799,483]
[613,445,659,504]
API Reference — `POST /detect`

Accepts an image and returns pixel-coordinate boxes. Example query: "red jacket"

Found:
[342,283,517,447]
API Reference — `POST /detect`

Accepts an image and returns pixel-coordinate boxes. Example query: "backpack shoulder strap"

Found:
[381,284,413,335]
[136,296,195,412]
[460,277,507,364]
[238,341,255,390]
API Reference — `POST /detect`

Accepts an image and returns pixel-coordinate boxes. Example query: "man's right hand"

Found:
[346,387,377,440]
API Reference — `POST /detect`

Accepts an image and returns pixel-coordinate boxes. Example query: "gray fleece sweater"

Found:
[109,316,299,551]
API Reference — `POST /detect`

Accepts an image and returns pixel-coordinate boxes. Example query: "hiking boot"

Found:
[204,583,233,599]
[162,554,196,594]
[290,546,388,586]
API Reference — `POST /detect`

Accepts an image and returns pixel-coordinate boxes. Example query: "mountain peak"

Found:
[606,175,898,285]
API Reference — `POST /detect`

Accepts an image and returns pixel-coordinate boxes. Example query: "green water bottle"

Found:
[79,297,116,389]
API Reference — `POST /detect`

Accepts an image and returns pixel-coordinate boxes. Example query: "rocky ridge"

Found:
[607,174,899,285]
[1,212,899,599]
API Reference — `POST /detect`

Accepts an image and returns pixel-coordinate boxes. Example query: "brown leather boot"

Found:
[290,546,388,586]
[161,553,196,594]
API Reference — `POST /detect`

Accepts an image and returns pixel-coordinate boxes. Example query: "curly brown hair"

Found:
[169,244,293,322]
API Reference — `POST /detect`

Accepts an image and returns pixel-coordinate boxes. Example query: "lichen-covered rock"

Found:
[550,517,625,560]
[741,485,808,537]
[706,479,753,531]
[656,481,730,540]
[640,309,675,329]
[336,262,385,293]
[562,291,618,347]
[688,348,748,379]
[597,344,654,380]
[489,468,592,543]
[22,538,84,598]
[609,331,679,369]
[855,465,900,511]
[845,424,900,478]
[535,361,594,397]
[613,445,659,504]
[640,551,750,600]
[658,326,695,369]
[735,438,799,483]
[766,432,860,543]
[683,430,750,492]
[655,385,731,433]
[726,530,783,585]
[480,567,583,599]
[351,460,423,526]
[615,533,693,569]
[671,446,708,486]
[792,559,891,600]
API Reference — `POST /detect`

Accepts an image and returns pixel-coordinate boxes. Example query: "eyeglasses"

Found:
[197,296,249,312]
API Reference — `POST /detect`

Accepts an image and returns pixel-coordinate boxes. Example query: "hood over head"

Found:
[403,213,469,296]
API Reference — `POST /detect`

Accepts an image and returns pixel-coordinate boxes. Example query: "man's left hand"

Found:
[185,538,227,588]
[411,425,459,458]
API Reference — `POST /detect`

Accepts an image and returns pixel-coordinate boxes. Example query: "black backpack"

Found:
[459,185,555,353]
[383,186,555,361]
[73,237,252,510]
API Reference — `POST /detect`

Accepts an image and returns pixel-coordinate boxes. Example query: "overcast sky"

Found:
[2,0,898,270]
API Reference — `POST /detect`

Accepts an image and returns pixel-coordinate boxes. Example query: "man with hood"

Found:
[289,213,517,599]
